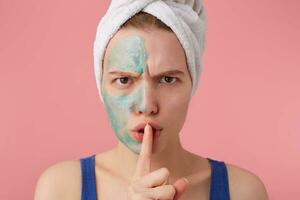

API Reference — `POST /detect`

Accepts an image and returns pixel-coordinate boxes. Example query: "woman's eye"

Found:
[115,77,132,86]
[160,76,177,84]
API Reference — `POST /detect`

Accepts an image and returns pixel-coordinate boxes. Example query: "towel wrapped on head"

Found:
[94,0,207,101]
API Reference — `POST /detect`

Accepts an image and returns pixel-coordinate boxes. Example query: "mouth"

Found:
[131,122,163,142]
[135,127,159,134]
[132,122,162,132]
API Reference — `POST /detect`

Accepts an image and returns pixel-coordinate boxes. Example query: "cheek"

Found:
[102,91,132,134]
[102,86,144,132]
[163,88,190,111]
[168,97,189,117]
[162,92,191,130]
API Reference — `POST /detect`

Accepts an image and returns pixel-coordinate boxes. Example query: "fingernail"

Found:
[145,123,149,131]
[146,123,152,131]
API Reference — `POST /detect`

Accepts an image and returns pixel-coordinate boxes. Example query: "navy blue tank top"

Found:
[80,155,230,200]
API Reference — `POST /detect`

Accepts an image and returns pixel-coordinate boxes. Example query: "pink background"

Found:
[0,0,299,199]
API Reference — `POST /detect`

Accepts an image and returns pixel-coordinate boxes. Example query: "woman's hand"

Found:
[127,124,189,200]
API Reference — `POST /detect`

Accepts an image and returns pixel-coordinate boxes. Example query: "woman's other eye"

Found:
[160,76,177,84]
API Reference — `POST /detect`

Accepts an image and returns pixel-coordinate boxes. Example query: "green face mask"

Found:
[102,35,148,154]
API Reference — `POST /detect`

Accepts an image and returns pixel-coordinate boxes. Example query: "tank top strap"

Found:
[207,158,230,200]
[80,154,97,200]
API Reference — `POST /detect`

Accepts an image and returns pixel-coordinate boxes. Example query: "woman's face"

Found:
[101,27,192,154]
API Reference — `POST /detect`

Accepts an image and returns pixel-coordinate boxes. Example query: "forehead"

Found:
[103,27,187,73]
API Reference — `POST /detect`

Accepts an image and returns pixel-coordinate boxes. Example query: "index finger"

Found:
[134,123,153,178]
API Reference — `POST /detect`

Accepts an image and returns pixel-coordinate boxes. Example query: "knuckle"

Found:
[154,185,176,200]
[165,185,176,199]
[160,167,170,176]
[127,185,148,200]
[169,185,176,196]
[132,181,149,195]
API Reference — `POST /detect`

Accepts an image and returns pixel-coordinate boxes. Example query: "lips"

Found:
[132,122,162,133]
[131,122,163,142]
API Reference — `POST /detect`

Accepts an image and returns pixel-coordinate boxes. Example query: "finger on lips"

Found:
[134,123,153,178]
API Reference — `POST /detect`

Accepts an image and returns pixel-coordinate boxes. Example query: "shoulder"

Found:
[34,159,82,200]
[225,162,269,200]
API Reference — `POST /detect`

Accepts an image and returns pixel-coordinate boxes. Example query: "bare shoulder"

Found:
[225,162,269,200]
[34,159,82,200]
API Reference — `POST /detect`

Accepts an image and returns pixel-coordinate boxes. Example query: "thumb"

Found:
[173,177,190,200]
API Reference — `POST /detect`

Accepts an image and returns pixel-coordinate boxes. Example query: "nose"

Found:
[135,82,159,116]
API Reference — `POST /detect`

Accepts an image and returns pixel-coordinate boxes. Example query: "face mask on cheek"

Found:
[102,85,146,155]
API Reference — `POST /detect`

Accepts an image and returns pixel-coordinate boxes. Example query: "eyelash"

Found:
[114,76,178,87]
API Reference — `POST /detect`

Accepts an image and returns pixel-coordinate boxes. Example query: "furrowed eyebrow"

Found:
[108,71,140,76]
[155,70,184,77]
[108,69,184,77]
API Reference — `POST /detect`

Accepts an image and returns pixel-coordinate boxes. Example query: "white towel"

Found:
[94,0,207,102]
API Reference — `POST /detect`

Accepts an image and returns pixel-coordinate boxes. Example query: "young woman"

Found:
[34,1,269,200]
